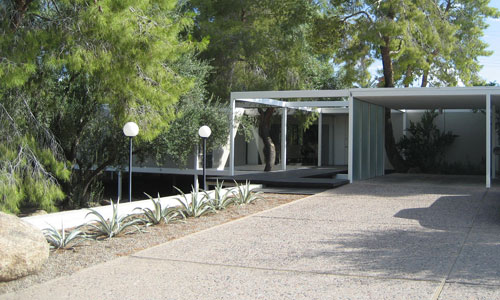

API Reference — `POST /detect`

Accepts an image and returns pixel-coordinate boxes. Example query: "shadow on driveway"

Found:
[303,189,500,285]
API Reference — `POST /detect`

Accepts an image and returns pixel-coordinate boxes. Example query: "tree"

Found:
[187,0,338,171]
[322,0,499,171]
[0,0,206,211]
[0,95,70,214]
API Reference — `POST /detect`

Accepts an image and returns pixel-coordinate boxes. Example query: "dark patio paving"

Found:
[211,167,349,188]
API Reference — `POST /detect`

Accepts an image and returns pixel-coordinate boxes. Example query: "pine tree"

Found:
[188,0,338,171]
[321,0,499,171]
[0,0,205,211]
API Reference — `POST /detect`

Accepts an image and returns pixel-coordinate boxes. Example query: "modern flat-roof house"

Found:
[125,87,500,189]
[228,87,500,188]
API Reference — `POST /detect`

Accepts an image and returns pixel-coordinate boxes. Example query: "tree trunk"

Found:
[11,0,33,29]
[384,107,408,172]
[258,108,276,171]
[381,37,409,172]
[421,70,428,87]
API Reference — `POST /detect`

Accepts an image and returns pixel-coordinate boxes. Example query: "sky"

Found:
[478,0,500,84]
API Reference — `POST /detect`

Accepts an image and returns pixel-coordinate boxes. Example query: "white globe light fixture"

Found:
[198,125,212,138]
[123,122,139,137]
[123,122,139,202]
[198,125,211,190]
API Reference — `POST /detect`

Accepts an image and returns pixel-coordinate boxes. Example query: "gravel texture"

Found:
[0,193,305,295]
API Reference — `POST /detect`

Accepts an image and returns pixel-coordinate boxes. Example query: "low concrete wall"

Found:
[23,185,261,231]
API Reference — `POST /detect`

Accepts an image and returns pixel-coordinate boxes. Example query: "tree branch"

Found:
[342,11,374,24]
[29,13,53,22]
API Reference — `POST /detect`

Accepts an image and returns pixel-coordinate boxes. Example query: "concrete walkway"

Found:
[4,174,500,299]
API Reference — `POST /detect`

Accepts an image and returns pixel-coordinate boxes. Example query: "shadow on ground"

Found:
[302,190,500,283]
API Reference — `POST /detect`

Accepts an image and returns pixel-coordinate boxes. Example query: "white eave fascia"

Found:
[232,89,350,99]
[321,108,349,114]
[236,98,286,107]
[235,98,348,109]
[349,86,500,98]
[286,101,349,108]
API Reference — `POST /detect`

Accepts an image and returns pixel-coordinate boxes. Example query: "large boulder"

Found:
[0,211,49,282]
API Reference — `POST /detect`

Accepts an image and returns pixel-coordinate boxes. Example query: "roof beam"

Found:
[350,87,500,98]
[286,101,349,108]
[235,98,286,108]
[233,90,349,99]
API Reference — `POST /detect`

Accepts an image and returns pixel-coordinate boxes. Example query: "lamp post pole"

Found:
[128,136,133,203]
[202,136,207,191]
[198,125,212,191]
[123,122,139,203]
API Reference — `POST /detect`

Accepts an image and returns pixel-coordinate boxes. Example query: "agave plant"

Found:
[43,222,85,250]
[204,180,234,211]
[85,202,143,238]
[233,180,262,205]
[136,193,181,225]
[174,186,213,218]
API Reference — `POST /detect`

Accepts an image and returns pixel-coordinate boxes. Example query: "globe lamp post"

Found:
[198,125,211,190]
[123,122,139,202]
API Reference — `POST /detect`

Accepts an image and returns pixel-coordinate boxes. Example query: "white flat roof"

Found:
[231,87,500,109]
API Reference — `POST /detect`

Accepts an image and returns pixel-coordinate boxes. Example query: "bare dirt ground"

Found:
[0,193,306,295]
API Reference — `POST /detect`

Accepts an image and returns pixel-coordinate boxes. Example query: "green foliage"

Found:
[323,0,499,87]
[233,181,262,205]
[174,186,213,218]
[188,0,338,98]
[153,98,230,166]
[321,0,497,171]
[0,99,70,214]
[0,0,210,210]
[187,0,340,170]
[237,114,259,143]
[204,181,235,211]
[42,222,86,250]
[397,111,457,172]
[85,203,143,238]
[137,193,181,225]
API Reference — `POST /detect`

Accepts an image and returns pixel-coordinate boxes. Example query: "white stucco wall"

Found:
[388,110,486,169]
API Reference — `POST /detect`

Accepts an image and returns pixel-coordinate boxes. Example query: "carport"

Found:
[229,87,500,188]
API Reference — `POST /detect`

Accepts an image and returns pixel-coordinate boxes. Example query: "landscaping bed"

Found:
[0,193,305,295]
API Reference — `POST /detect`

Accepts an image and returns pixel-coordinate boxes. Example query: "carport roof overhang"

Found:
[231,87,500,110]
[351,87,500,109]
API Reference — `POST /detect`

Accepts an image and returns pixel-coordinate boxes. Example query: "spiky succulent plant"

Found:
[85,202,143,238]
[174,186,213,218]
[43,222,85,250]
[136,193,181,225]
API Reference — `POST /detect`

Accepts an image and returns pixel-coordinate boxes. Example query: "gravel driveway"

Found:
[3,174,500,300]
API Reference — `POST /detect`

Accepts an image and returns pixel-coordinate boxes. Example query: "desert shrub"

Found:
[136,193,181,225]
[233,181,262,205]
[397,110,457,172]
[85,203,143,238]
[204,181,235,211]
[43,222,86,250]
[174,186,213,218]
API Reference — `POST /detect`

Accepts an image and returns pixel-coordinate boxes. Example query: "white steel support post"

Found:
[328,121,334,165]
[281,108,287,171]
[117,170,122,202]
[403,110,407,136]
[486,94,491,188]
[318,111,323,167]
[493,105,497,179]
[229,97,236,176]
[348,94,354,183]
